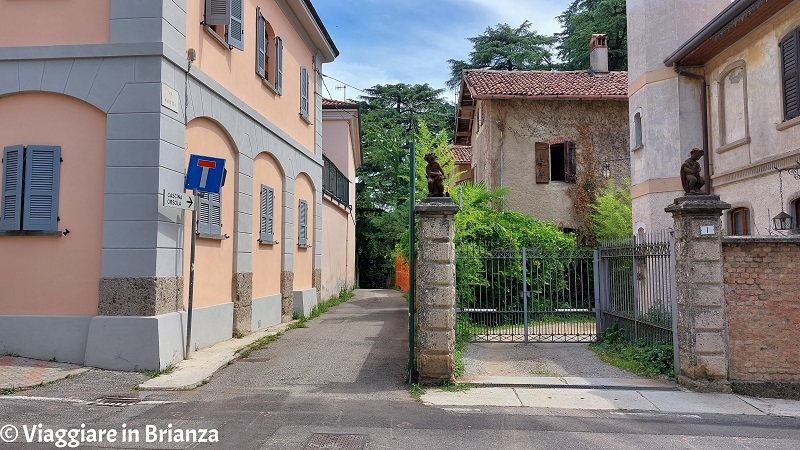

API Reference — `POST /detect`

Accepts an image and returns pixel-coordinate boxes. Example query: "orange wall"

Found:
[293,173,314,289]
[0,93,105,315]
[252,152,283,298]
[183,118,236,308]
[186,0,316,152]
[0,0,110,47]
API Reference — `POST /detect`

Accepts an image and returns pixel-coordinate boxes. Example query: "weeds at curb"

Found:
[138,363,177,379]
[409,383,424,402]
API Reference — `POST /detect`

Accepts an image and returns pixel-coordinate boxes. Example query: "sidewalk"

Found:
[0,356,89,391]
[421,377,800,417]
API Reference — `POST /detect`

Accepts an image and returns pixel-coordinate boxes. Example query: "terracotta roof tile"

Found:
[464,69,628,98]
[450,145,471,164]
[322,98,357,106]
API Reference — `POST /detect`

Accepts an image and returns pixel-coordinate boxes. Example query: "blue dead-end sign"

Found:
[185,154,226,194]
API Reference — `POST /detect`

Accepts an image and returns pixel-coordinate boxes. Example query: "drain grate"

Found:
[304,433,367,450]
[90,396,141,407]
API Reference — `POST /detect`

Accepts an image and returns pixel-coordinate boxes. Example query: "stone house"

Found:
[0,0,349,371]
[628,0,800,235]
[454,36,630,231]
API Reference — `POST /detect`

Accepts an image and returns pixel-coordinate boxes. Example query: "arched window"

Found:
[729,207,750,236]
[782,27,800,121]
[719,63,748,146]
[633,112,643,149]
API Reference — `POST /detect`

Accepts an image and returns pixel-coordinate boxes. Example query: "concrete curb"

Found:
[138,321,294,390]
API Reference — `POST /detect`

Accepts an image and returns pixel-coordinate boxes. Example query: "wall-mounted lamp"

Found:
[772,167,794,231]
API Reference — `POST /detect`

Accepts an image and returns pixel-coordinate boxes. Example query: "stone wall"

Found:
[723,237,800,398]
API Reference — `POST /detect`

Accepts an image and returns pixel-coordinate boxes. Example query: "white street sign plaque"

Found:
[162,190,195,210]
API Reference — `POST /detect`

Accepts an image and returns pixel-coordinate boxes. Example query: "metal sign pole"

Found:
[185,189,198,359]
[408,140,416,384]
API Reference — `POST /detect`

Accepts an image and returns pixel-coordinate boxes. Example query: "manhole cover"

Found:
[90,396,141,407]
[304,433,367,450]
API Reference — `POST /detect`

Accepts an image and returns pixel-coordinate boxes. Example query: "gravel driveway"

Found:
[462,342,647,379]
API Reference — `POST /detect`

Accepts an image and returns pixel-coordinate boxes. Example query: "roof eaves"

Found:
[664,0,762,66]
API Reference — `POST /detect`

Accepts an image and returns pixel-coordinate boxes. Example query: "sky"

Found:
[312,0,572,102]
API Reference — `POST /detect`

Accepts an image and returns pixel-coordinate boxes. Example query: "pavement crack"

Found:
[511,388,524,406]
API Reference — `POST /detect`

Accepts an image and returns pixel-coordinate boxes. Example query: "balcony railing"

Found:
[322,155,350,208]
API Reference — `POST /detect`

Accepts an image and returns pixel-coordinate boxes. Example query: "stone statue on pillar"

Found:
[680,148,706,194]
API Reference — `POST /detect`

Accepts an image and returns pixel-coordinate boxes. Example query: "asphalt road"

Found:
[1,289,799,449]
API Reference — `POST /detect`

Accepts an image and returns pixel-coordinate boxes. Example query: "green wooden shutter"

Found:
[565,141,577,183]
[298,199,308,246]
[260,184,274,242]
[275,37,284,94]
[256,8,266,78]
[227,0,244,50]
[782,28,800,120]
[205,0,228,25]
[300,66,309,118]
[1,145,23,231]
[23,145,60,231]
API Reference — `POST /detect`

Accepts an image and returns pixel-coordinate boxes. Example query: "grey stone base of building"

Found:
[84,312,185,371]
[731,380,800,400]
[0,315,92,365]
[677,375,732,393]
[293,288,318,317]
[280,271,294,322]
[232,272,253,335]
[83,303,233,371]
[252,294,282,331]
[313,268,322,304]
[98,276,183,316]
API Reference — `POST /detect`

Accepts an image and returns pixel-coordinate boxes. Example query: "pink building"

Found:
[0,0,349,371]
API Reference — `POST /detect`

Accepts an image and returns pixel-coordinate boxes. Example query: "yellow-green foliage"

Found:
[589,178,632,241]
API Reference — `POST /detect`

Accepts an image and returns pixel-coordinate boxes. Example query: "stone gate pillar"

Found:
[665,195,731,392]
[415,197,459,384]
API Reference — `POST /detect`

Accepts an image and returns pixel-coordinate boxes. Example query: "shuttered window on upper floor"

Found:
[782,27,800,121]
[256,8,283,95]
[300,66,309,119]
[535,141,576,184]
[204,0,244,51]
[1,145,61,232]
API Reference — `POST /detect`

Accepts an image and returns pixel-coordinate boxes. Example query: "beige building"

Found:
[455,42,630,230]
[629,0,800,235]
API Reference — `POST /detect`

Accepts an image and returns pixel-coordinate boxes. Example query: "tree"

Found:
[354,85,454,288]
[446,22,557,89]
[555,0,627,71]
[588,178,632,241]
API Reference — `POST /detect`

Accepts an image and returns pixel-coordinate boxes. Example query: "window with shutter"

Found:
[197,191,222,235]
[205,0,228,25]
[782,27,800,121]
[260,184,275,243]
[565,141,577,184]
[23,146,61,231]
[256,8,266,78]
[1,145,24,231]
[298,199,308,246]
[300,66,309,118]
[535,142,550,184]
[227,0,244,50]
[275,37,284,94]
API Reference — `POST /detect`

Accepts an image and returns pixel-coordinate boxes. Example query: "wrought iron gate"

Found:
[596,231,676,346]
[455,246,597,343]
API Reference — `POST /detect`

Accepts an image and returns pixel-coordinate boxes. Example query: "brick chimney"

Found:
[589,34,609,73]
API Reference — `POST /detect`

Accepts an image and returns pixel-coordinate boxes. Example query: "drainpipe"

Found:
[496,120,505,209]
[673,64,711,194]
